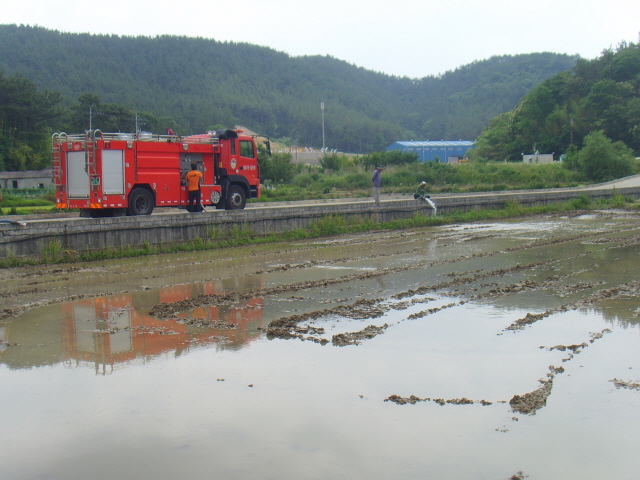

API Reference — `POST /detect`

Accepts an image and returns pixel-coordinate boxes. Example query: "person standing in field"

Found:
[371,166,383,205]
[186,162,203,212]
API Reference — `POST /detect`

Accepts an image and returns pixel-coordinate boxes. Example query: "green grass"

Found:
[0,193,56,215]
[257,161,589,202]
[0,205,58,215]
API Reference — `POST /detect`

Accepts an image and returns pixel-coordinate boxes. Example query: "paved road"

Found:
[584,174,640,189]
[8,174,640,222]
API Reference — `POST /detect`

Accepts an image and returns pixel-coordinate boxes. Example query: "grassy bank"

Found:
[257,159,591,202]
[0,193,56,215]
[1,193,635,269]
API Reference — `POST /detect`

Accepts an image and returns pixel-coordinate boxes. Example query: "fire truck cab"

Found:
[52,129,263,217]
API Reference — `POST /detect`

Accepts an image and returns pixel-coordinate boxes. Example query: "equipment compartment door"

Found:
[102,150,125,195]
[180,153,203,203]
[66,151,90,198]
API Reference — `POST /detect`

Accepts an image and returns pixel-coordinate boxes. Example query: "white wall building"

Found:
[522,153,555,164]
[0,169,53,190]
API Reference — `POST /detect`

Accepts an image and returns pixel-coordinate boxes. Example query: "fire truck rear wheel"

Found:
[128,188,154,216]
[226,185,246,210]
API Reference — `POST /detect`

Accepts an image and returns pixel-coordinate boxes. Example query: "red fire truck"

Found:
[52,129,264,217]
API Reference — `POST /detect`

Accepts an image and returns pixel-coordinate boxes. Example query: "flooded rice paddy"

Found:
[2,210,640,479]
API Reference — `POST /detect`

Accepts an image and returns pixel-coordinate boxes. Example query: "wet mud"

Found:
[611,378,640,391]
[504,282,640,331]
[384,394,494,406]
[332,323,389,346]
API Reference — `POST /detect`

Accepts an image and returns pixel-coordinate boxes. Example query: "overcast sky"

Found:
[4,0,639,78]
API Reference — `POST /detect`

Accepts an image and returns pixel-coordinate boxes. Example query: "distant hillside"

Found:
[472,41,640,160]
[0,24,577,152]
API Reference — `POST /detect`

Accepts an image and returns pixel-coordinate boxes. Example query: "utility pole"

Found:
[89,105,103,131]
[321,102,325,151]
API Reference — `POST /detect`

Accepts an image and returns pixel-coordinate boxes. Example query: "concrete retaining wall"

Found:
[2,185,639,259]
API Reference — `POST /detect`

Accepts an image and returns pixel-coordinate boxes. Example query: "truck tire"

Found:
[226,185,246,210]
[127,188,154,215]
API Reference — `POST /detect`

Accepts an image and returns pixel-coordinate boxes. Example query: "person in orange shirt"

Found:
[185,162,204,212]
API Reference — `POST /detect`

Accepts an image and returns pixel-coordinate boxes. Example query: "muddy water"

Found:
[2,210,640,480]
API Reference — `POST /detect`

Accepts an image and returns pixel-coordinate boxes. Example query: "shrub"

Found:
[263,153,297,183]
[320,153,349,172]
[292,173,321,188]
[577,130,634,182]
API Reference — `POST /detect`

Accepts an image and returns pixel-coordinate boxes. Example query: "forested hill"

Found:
[472,41,640,161]
[0,24,576,153]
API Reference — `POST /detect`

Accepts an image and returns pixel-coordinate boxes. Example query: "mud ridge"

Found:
[509,373,555,415]
[510,329,612,414]
[508,472,529,480]
[389,328,611,411]
[393,261,550,301]
[263,298,388,342]
[1,225,593,319]
[150,260,559,343]
[406,302,458,320]
[149,231,598,320]
[255,247,426,274]
[148,253,486,319]
[472,278,605,302]
[504,281,640,331]
[610,379,640,391]
[384,394,493,406]
[0,289,142,320]
[332,324,389,346]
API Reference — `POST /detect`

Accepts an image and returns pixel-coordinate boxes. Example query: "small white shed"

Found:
[522,154,554,164]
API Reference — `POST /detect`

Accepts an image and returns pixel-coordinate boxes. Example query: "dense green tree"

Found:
[577,130,634,181]
[257,143,271,182]
[562,144,580,171]
[0,68,62,170]
[473,41,640,163]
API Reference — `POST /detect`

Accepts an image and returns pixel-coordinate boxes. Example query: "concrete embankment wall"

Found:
[2,185,639,259]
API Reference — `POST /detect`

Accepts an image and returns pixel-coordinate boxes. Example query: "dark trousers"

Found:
[188,190,202,212]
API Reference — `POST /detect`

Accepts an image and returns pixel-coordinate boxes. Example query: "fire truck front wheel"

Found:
[226,185,246,210]
[127,188,155,216]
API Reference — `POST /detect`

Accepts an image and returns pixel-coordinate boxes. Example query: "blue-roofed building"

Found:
[386,140,475,163]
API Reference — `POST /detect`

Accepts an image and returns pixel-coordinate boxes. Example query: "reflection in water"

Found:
[5,282,263,374]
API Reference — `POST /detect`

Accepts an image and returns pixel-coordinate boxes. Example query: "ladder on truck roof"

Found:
[51,130,99,178]
[54,130,240,144]
[85,130,97,175]
[51,132,66,185]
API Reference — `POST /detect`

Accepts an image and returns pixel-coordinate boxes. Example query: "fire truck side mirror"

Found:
[264,140,271,157]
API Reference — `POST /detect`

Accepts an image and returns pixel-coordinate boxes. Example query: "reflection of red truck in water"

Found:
[60,284,263,373]
[52,129,265,217]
